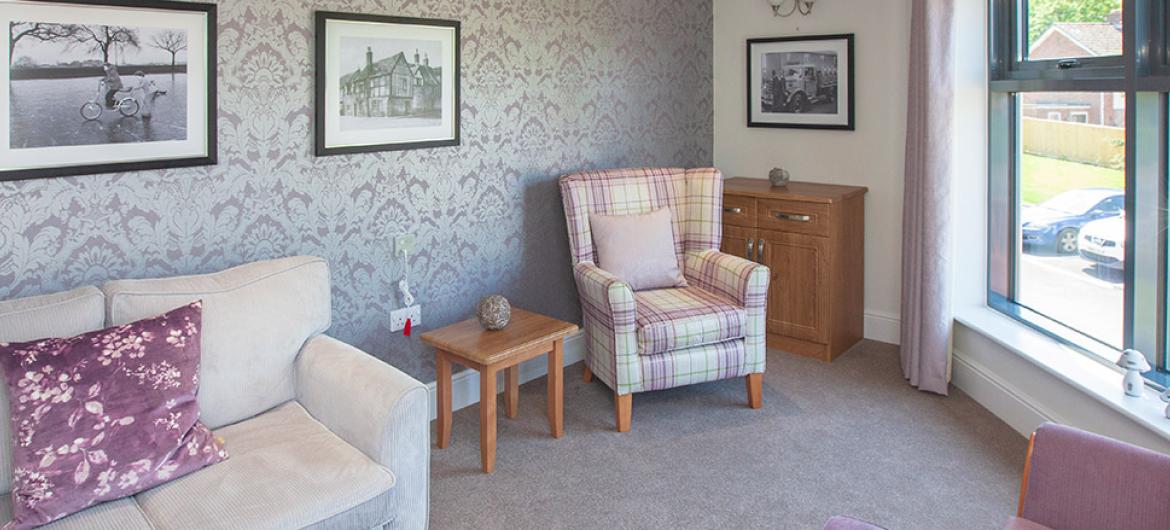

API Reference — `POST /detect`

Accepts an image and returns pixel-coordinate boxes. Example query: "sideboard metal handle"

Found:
[773,212,812,222]
[756,239,764,262]
[723,207,744,214]
[746,238,755,261]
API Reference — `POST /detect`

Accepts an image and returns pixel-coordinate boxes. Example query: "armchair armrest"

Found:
[573,262,637,329]
[572,262,640,393]
[683,250,769,309]
[295,335,429,530]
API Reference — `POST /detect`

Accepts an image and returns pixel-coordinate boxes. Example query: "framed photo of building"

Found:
[315,12,460,156]
[1,0,217,182]
[747,34,854,130]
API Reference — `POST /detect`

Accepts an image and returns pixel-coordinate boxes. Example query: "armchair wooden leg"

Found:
[582,363,593,383]
[746,373,763,409]
[614,393,632,432]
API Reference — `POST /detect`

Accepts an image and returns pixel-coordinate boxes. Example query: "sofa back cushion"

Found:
[0,287,106,496]
[102,256,331,429]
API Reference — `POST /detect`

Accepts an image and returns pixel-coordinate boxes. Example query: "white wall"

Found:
[713,0,912,343]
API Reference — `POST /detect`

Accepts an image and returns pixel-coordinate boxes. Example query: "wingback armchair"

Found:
[559,167,770,431]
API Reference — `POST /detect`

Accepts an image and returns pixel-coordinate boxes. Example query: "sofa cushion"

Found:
[134,401,396,530]
[0,287,106,496]
[0,495,152,530]
[0,301,227,530]
[634,287,745,356]
[101,256,331,429]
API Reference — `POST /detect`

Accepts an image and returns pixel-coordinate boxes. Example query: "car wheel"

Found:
[1057,228,1079,255]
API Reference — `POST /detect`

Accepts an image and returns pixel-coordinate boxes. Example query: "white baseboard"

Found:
[425,333,586,421]
[864,310,901,345]
[951,348,1062,437]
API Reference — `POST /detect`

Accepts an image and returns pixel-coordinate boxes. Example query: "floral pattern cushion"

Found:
[0,301,227,530]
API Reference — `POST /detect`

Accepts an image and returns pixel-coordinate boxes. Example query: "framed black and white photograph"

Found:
[315,12,460,156]
[1,0,216,182]
[747,34,854,130]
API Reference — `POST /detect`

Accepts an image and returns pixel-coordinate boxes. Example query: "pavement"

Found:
[1018,246,1123,348]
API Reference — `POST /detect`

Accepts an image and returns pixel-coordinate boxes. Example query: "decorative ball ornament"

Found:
[769,167,791,187]
[476,295,512,330]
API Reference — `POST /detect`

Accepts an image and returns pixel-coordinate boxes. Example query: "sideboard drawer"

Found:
[722,195,757,228]
[757,199,831,237]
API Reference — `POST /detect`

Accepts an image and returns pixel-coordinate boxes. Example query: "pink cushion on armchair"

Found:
[0,301,227,530]
[590,208,688,291]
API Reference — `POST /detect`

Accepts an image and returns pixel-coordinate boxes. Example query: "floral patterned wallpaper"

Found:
[0,0,713,381]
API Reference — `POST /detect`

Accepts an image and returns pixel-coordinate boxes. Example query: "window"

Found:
[989,0,1170,387]
[1025,0,1123,61]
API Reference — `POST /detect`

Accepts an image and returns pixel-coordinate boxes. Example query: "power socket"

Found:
[390,304,421,332]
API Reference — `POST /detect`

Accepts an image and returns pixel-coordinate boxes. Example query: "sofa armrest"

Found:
[295,334,429,530]
[683,250,769,309]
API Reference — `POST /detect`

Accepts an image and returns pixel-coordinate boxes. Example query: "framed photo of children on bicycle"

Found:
[747,34,854,131]
[1,0,216,182]
[314,12,461,156]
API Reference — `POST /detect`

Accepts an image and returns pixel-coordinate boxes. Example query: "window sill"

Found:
[954,303,1170,443]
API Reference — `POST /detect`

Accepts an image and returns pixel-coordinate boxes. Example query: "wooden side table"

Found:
[421,308,578,473]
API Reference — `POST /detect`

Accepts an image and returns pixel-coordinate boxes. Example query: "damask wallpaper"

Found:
[0,0,714,381]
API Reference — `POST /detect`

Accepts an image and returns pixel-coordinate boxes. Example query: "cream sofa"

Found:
[0,256,429,529]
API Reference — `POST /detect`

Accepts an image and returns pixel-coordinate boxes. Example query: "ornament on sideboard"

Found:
[1116,349,1152,397]
[476,295,512,331]
[769,167,791,187]
[1160,388,1170,420]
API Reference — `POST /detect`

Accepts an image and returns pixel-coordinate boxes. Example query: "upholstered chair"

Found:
[559,167,770,431]
[1014,422,1170,530]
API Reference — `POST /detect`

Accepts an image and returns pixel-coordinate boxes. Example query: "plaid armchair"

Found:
[559,167,770,431]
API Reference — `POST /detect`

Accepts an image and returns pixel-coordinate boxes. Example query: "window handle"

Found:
[1057,59,1081,70]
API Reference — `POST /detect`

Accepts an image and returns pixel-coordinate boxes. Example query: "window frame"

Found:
[998,0,1126,82]
[987,0,1170,386]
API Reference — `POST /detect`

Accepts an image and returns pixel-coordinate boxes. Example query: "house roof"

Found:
[340,52,441,87]
[1033,23,1122,57]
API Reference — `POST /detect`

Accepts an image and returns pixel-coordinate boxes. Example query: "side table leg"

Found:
[436,351,452,449]
[505,365,520,419]
[480,367,497,473]
[547,339,564,438]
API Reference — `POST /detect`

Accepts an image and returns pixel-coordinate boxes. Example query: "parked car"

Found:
[1079,214,1125,271]
[1021,188,1124,254]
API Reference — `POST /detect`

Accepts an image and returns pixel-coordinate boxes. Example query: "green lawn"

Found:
[1021,154,1124,205]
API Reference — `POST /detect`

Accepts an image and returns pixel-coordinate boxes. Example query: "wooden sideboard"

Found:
[721,178,868,362]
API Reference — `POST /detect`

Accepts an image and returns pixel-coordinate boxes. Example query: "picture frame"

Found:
[747,33,854,130]
[1,0,217,182]
[314,11,461,156]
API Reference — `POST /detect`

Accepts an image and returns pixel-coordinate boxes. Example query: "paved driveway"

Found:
[1018,248,1123,348]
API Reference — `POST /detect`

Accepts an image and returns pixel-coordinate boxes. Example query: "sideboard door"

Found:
[758,231,830,344]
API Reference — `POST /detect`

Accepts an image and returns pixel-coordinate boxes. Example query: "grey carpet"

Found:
[429,341,1027,530]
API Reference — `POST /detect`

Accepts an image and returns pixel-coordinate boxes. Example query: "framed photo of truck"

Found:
[747,34,854,130]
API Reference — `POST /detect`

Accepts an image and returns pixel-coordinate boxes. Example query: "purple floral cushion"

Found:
[0,301,227,530]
